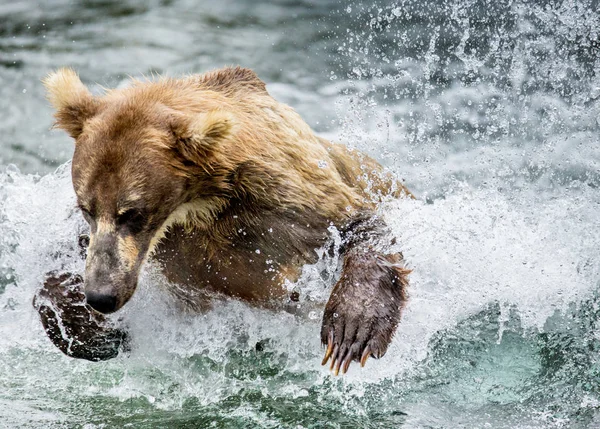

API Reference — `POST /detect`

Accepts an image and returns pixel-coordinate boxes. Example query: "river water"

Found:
[0,0,599,427]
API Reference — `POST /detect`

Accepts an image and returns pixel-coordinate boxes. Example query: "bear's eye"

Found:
[79,206,94,222]
[116,209,145,233]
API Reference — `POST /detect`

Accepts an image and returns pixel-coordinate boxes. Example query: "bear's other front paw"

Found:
[32,272,128,361]
[320,252,409,375]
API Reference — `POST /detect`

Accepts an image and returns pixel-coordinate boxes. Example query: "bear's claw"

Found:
[321,330,334,365]
[320,320,389,375]
[321,329,371,375]
[360,346,371,367]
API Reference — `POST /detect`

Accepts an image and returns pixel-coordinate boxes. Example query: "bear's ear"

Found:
[43,68,100,139]
[170,110,234,163]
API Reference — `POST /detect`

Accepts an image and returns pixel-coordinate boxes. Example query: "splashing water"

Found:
[1,0,600,427]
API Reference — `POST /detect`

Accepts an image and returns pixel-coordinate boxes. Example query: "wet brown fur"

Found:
[42,66,412,370]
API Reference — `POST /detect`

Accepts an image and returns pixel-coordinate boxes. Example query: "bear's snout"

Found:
[83,227,145,313]
[86,291,118,314]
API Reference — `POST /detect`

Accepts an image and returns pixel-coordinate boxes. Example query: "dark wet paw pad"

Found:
[33,272,128,361]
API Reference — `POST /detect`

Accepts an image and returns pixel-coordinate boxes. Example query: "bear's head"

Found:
[44,68,236,313]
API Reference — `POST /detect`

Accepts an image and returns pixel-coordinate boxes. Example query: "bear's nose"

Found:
[86,292,118,314]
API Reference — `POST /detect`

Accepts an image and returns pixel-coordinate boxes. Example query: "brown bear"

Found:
[35,66,412,375]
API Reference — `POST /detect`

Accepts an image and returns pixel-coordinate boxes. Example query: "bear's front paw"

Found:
[33,271,128,361]
[320,252,409,375]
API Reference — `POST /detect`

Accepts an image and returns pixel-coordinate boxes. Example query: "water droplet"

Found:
[5,164,20,175]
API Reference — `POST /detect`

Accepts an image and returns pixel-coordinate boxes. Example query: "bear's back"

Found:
[191,68,411,206]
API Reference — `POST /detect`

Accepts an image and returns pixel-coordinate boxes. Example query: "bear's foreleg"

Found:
[320,230,409,375]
